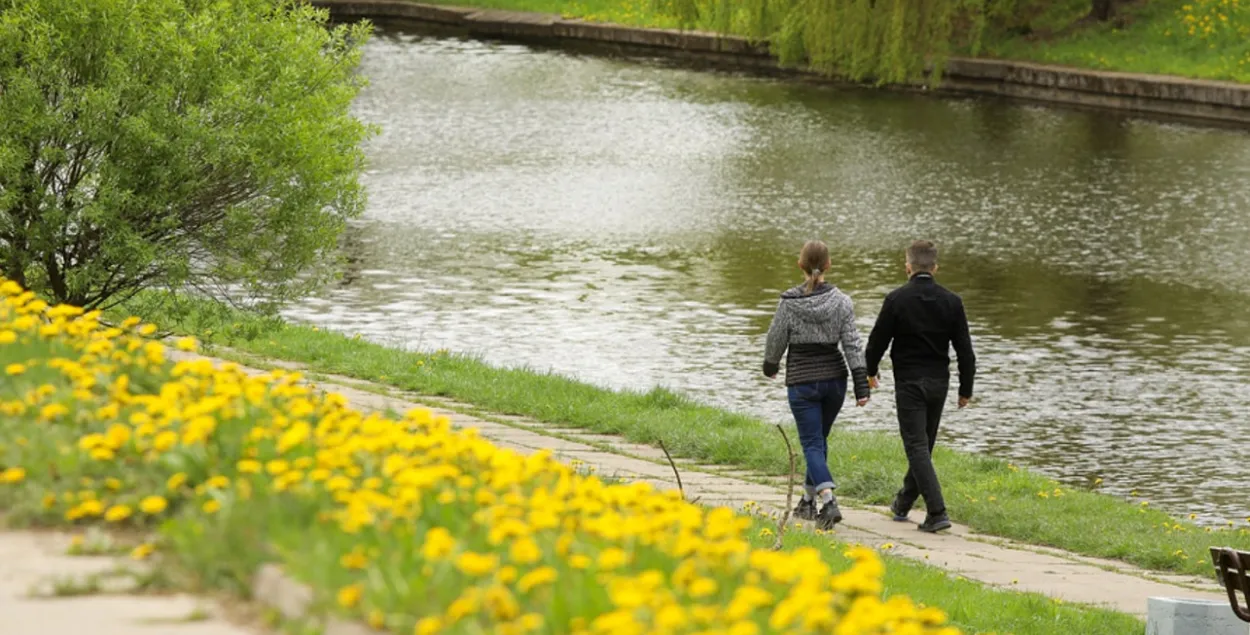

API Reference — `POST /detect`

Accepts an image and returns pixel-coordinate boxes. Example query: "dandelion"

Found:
[104,505,133,522]
[5,363,26,375]
[201,500,222,514]
[598,547,629,570]
[421,527,456,561]
[131,543,156,560]
[139,495,168,515]
[517,566,557,593]
[336,583,363,609]
[414,617,443,635]
[39,403,69,421]
[455,552,498,577]
[0,467,26,484]
[340,549,369,570]
[689,577,718,598]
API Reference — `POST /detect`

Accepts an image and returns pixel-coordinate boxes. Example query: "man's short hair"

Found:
[906,240,938,272]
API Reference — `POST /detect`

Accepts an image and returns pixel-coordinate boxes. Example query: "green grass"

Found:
[981,0,1250,82]
[422,0,1250,82]
[747,519,1145,635]
[119,292,1250,580]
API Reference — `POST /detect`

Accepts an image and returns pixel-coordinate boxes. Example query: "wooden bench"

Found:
[1211,547,1250,623]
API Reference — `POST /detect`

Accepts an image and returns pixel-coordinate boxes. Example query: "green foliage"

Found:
[0,0,374,311]
[653,0,1008,84]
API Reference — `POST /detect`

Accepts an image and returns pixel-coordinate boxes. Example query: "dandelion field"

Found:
[0,278,969,634]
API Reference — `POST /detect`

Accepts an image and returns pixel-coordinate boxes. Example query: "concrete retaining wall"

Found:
[315,0,1250,125]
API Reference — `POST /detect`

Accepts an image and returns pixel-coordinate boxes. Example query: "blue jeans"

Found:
[786,379,847,497]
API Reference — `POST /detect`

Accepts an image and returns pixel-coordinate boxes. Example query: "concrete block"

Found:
[252,563,313,622]
[1146,597,1249,635]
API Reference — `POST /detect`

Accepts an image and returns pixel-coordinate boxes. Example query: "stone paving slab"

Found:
[0,530,258,635]
[184,352,1231,618]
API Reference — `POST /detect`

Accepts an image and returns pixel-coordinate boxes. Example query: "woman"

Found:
[763,240,870,529]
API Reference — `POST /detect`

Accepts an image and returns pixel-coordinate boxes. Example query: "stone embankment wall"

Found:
[315,0,1250,125]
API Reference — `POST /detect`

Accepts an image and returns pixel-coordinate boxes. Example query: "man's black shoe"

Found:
[794,498,817,521]
[918,514,952,533]
[816,500,843,530]
[889,497,910,522]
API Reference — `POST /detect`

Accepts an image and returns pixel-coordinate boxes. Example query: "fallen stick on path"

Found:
[774,425,797,550]
[658,439,684,498]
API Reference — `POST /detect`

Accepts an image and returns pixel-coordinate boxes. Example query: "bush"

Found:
[0,277,961,634]
[0,0,372,311]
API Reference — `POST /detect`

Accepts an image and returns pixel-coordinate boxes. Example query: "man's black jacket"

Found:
[865,272,976,398]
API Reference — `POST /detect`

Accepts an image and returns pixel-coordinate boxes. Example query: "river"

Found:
[284,24,1250,524]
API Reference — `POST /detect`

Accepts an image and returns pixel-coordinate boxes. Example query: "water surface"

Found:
[286,27,1250,524]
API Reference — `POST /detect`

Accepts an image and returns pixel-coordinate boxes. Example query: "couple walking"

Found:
[763,239,976,532]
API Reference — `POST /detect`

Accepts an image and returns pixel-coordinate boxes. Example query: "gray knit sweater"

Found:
[763,283,870,399]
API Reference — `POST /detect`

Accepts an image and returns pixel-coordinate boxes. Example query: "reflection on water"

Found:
[285,27,1250,524]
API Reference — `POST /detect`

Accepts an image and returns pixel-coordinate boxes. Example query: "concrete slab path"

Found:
[177,351,1230,619]
[0,529,260,635]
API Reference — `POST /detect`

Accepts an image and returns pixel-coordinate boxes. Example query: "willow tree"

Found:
[656,0,1010,85]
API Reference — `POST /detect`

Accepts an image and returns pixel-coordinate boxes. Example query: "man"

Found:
[865,240,975,533]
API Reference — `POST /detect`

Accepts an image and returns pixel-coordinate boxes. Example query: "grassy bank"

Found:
[414,0,1250,82]
[122,293,1250,580]
[0,280,1147,635]
[981,0,1250,82]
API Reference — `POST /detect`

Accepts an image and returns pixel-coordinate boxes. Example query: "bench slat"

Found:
[1209,547,1250,623]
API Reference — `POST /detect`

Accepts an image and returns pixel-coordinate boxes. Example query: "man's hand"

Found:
[868,376,879,389]
[958,396,970,409]
[856,397,869,407]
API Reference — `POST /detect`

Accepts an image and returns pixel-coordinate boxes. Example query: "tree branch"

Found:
[658,439,684,499]
[773,425,798,551]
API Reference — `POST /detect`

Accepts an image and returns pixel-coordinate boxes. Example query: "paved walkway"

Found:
[0,529,258,635]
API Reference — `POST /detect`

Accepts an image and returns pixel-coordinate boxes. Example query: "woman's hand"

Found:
[856,397,869,407]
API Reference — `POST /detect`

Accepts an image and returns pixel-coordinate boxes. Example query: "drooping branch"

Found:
[657,0,1004,85]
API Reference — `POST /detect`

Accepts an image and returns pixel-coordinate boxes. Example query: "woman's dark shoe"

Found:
[816,499,843,530]
[889,497,911,522]
[918,514,952,533]
[794,498,817,521]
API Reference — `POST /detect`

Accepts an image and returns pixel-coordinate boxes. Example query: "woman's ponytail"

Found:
[799,240,830,295]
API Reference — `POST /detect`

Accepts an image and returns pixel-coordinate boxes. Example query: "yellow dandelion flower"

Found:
[104,505,133,522]
[139,495,168,515]
[0,467,26,484]
[336,583,363,609]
